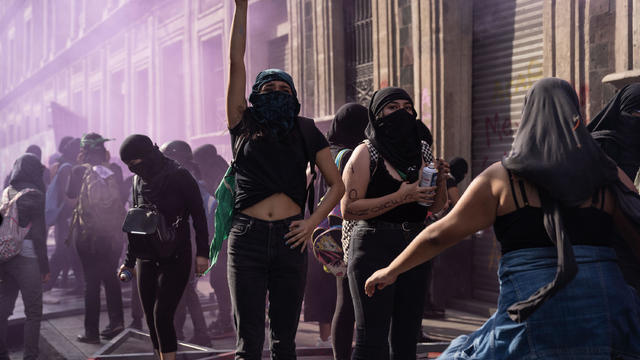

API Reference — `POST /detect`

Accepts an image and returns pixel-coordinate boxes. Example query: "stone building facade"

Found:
[1,0,639,307]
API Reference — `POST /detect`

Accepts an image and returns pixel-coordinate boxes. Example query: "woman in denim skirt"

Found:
[365,78,640,359]
[341,87,449,359]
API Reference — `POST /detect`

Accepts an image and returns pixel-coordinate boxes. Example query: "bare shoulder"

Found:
[348,143,370,167]
[482,161,508,179]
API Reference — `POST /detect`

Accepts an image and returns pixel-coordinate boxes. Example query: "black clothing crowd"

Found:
[1,65,639,360]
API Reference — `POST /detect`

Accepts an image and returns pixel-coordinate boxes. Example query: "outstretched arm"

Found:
[365,163,501,296]
[226,0,248,129]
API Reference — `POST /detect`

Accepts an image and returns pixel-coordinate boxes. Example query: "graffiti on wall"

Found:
[491,60,542,100]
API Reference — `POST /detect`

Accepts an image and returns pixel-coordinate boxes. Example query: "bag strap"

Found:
[132,176,140,208]
[6,187,37,207]
[334,148,352,171]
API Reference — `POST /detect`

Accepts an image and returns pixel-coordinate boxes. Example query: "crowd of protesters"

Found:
[0,2,639,360]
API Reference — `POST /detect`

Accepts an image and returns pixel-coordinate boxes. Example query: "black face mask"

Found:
[128,162,154,181]
[248,91,299,139]
[366,109,422,182]
[128,149,166,182]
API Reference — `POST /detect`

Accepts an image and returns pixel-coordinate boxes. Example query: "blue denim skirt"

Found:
[438,246,640,360]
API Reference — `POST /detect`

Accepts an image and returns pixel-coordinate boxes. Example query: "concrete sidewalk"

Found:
[5,241,488,359]
[7,284,487,360]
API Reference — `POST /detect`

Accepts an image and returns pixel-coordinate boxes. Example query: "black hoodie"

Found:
[7,154,49,274]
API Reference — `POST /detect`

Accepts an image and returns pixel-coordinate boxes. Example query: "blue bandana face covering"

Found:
[246,69,302,139]
[248,90,299,139]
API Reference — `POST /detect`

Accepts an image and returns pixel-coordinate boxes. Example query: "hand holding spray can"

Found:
[119,269,133,282]
[418,163,438,206]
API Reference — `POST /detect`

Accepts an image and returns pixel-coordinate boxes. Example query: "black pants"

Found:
[76,237,124,338]
[137,250,191,353]
[348,221,428,360]
[174,273,208,338]
[331,274,354,360]
[209,241,232,327]
[45,219,84,290]
[228,213,307,360]
[131,276,143,320]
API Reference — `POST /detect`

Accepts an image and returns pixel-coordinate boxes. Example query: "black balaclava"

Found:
[9,153,45,193]
[60,138,81,165]
[502,78,619,322]
[25,145,42,162]
[365,87,422,182]
[327,103,368,156]
[246,69,301,139]
[587,83,640,179]
[449,157,468,185]
[120,134,177,204]
[80,133,111,166]
[120,135,166,181]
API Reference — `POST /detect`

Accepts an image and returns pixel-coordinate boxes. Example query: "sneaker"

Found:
[208,324,235,339]
[315,337,332,348]
[77,334,101,344]
[100,324,124,339]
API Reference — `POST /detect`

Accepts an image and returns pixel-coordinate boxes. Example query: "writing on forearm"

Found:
[370,197,402,213]
[345,208,370,217]
[345,192,410,218]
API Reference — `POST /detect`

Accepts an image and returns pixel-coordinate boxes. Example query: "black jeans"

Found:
[331,274,354,360]
[228,213,307,360]
[0,256,43,360]
[137,250,191,353]
[76,237,124,338]
[348,221,428,360]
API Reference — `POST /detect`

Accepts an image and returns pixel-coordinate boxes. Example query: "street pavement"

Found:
[3,240,489,359]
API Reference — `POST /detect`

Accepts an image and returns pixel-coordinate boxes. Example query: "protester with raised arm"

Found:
[224,1,344,359]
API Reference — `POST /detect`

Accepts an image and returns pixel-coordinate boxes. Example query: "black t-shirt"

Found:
[230,116,329,211]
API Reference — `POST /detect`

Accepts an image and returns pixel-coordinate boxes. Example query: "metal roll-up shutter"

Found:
[470,0,543,303]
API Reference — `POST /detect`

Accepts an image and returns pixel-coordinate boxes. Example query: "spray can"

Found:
[418,163,438,206]
[119,269,133,282]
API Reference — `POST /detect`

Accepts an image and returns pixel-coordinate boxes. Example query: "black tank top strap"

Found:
[600,187,605,211]
[506,170,520,209]
[517,179,529,207]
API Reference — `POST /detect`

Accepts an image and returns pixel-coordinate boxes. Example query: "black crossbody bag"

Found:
[122,176,183,257]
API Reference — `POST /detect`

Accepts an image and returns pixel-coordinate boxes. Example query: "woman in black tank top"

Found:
[341,87,449,359]
[364,78,640,359]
